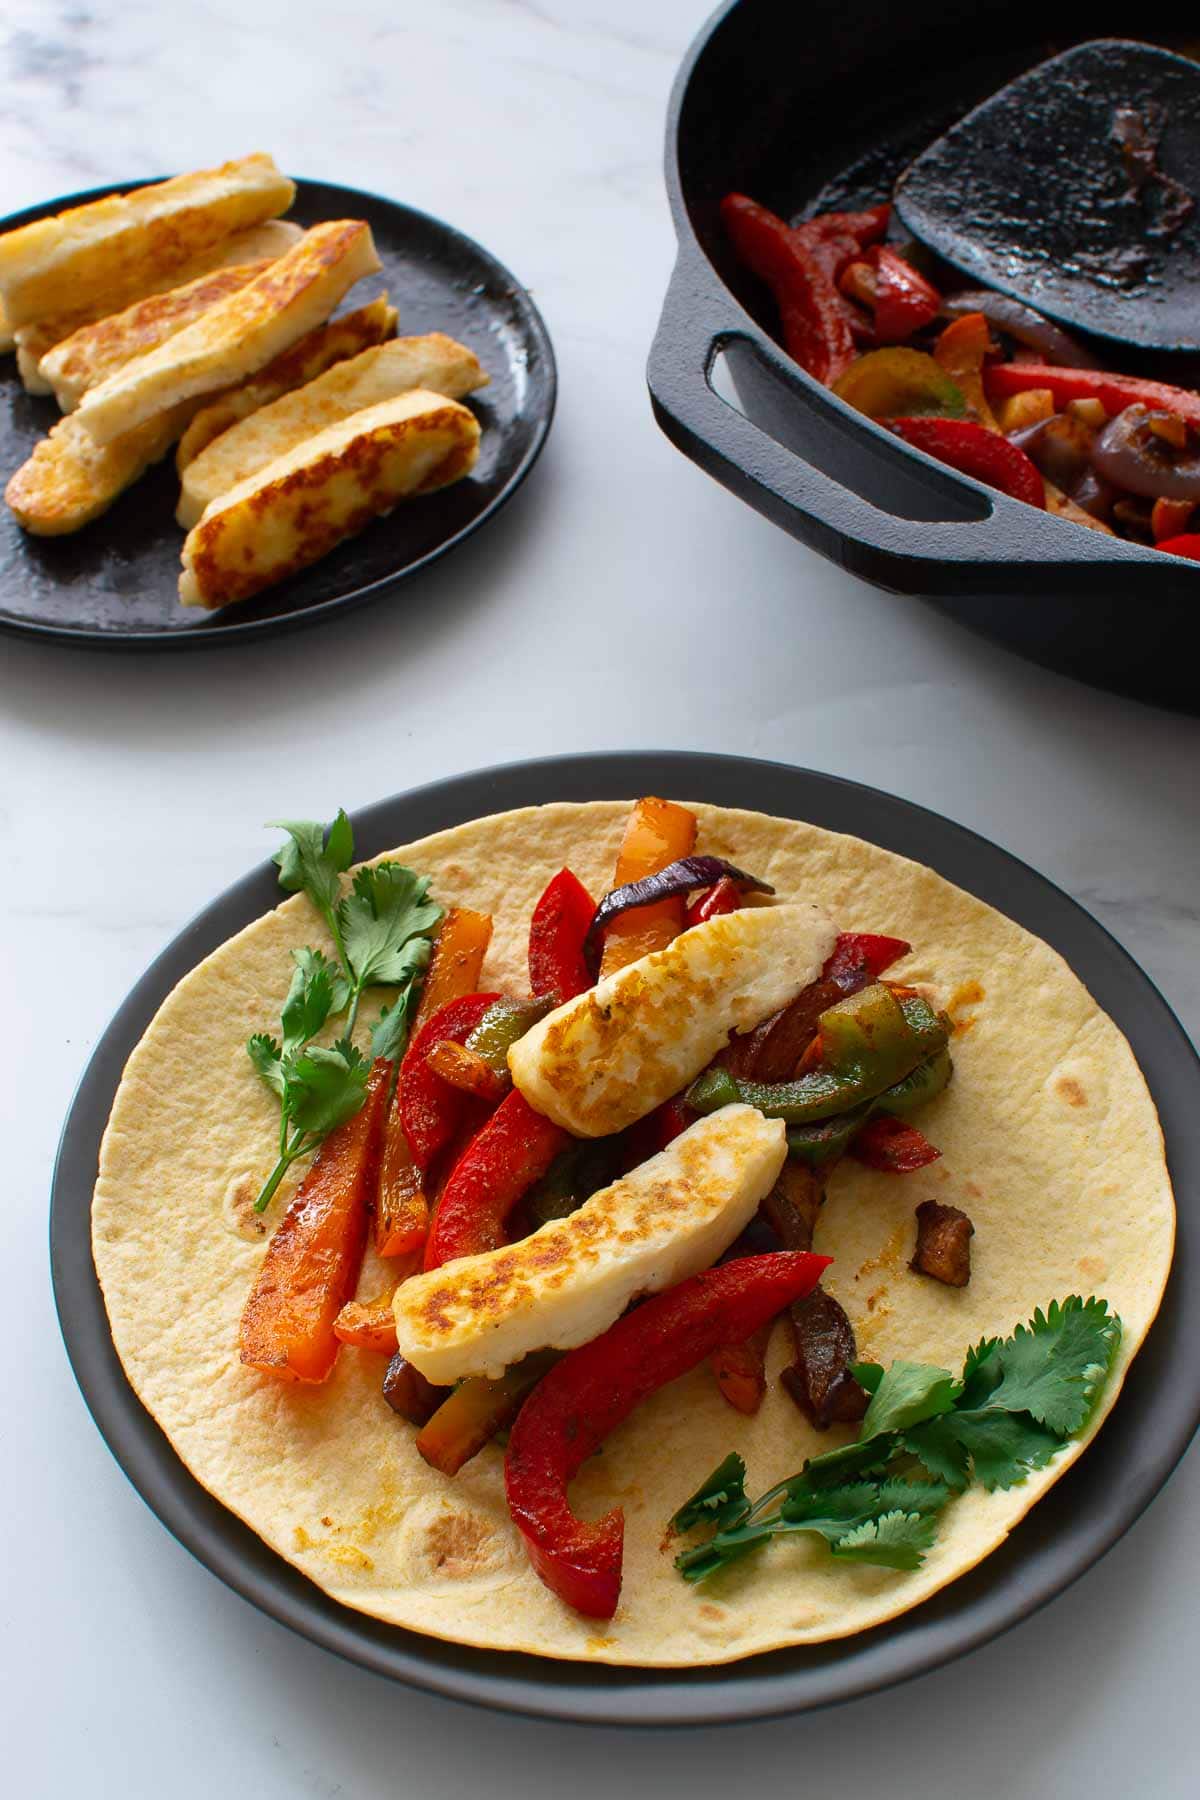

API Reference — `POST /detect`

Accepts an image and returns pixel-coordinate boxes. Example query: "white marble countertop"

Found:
[3,1,1197,1793]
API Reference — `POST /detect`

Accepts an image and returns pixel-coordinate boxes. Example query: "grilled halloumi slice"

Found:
[174,296,397,470]
[178,388,479,608]
[76,221,380,445]
[177,333,488,527]
[6,401,198,536]
[0,154,295,331]
[509,904,838,1138]
[40,259,276,411]
[393,1105,787,1382]
[12,220,303,391]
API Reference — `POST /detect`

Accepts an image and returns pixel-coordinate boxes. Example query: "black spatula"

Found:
[894,39,1200,352]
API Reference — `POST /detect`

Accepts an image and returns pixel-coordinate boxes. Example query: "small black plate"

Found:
[0,177,555,649]
[51,752,1200,1725]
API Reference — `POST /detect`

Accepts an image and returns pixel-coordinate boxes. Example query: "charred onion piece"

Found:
[941,290,1098,368]
[910,1200,974,1287]
[582,856,774,973]
[761,1160,825,1251]
[1092,404,1200,502]
[781,1287,869,1429]
[382,1351,446,1424]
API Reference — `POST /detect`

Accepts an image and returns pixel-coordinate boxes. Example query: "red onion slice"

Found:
[583,856,774,973]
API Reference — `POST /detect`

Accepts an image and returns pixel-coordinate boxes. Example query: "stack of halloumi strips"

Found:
[2,153,490,606]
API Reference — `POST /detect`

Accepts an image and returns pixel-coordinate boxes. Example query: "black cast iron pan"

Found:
[647,2,1200,712]
[52,752,1200,1724]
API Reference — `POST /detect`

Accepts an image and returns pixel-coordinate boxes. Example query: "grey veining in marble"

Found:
[1,3,1197,1797]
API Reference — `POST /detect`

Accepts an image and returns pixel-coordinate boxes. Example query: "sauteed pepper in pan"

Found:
[723,192,1200,554]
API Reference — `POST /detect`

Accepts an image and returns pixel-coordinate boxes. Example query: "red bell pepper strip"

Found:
[722,194,866,385]
[239,1060,391,1382]
[1156,533,1200,561]
[796,204,890,249]
[870,246,941,344]
[683,874,742,928]
[850,1114,942,1172]
[504,1251,830,1616]
[824,931,910,989]
[528,867,595,1002]
[984,361,1200,431]
[888,417,1045,509]
[424,1089,570,1269]
[399,992,501,1170]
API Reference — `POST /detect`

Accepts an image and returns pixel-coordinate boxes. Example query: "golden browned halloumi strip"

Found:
[40,260,275,411]
[76,221,380,445]
[177,333,488,526]
[6,401,198,535]
[0,155,295,331]
[12,220,303,391]
[179,389,480,609]
[174,295,397,471]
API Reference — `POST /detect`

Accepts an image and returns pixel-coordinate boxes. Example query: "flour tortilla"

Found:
[91,801,1174,1666]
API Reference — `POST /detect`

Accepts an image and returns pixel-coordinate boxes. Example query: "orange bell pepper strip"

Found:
[424,1038,509,1103]
[414,907,494,1029]
[374,907,494,1258]
[934,313,1000,430]
[239,1060,391,1382]
[332,1295,401,1355]
[708,1321,774,1415]
[597,796,697,977]
[332,1254,421,1353]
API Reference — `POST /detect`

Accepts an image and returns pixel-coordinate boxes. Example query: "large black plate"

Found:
[0,177,555,648]
[51,752,1200,1725]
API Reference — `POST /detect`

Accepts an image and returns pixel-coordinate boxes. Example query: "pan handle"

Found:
[647,245,1136,581]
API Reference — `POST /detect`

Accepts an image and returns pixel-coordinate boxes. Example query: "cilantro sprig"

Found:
[673,1297,1121,1581]
[247,813,442,1211]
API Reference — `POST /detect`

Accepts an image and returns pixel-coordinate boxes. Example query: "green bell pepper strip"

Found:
[465,994,556,1075]
[784,1047,953,1166]
[876,1045,953,1119]
[688,985,948,1125]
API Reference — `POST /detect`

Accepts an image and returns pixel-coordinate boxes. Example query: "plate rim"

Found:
[50,749,1200,1725]
[0,173,556,652]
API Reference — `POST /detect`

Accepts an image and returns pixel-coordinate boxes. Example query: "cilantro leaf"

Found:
[337,863,442,989]
[782,1477,948,1540]
[941,1409,1062,1492]
[282,1040,371,1138]
[858,1360,960,1438]
[247,1032,285,1099]
[671,1296,1121,1596]
[280,948,338,1057]
[958,1333,1004,1408]
[673,1453,749,1534]
[371,990,417,1064]
[270,813,354,925]
[831,1509,941,1571]
[850,1361,885,1395]
[980,1297,1122,1435]
[903,1415,972,1490]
